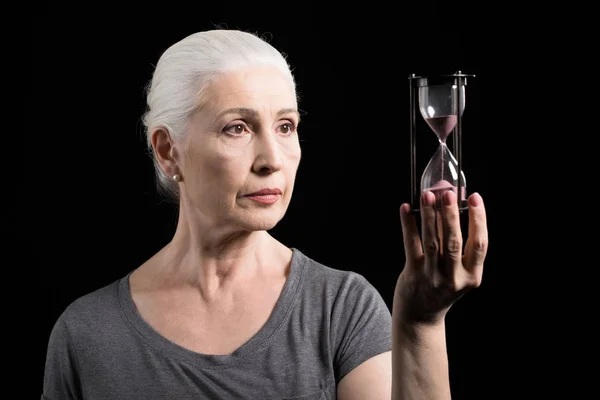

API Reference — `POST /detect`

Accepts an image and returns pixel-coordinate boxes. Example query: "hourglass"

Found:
[408,72,475,212]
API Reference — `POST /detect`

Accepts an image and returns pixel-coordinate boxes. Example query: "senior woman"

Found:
[42,29,488,400]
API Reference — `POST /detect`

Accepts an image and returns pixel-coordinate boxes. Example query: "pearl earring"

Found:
[173,174,181,182]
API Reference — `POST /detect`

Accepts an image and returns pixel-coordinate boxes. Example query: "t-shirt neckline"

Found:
[117,247,307,369]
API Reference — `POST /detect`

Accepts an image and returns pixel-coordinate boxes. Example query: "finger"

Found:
[463,193,489,274]
[441,190,464,273]
[420,191,440,274]
[436,209,444,252]
[399,203,423,263]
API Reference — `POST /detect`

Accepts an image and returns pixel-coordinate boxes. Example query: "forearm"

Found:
[391,316,451,400]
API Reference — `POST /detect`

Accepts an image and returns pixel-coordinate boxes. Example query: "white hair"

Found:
[141,29,297,201]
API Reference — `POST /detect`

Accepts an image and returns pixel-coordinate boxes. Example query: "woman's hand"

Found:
[394,190,489,328]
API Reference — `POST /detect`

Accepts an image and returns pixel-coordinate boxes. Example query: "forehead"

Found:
[202,66,297,112]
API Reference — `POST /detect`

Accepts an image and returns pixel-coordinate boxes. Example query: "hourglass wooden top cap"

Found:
[408,72,475,87]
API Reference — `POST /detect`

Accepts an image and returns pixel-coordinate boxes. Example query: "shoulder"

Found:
[293,248,382,298]
[49,274,127,341]
[292,249,392,382]
[291,248,389,317]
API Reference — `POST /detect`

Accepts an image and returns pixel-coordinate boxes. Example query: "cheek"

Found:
[283,140,302,166]
[205,152,249,192]
[204,155,238,182]
[185,139,244,181]
[282,146,301,192]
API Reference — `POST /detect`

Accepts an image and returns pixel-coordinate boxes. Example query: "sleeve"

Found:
[330,272,393,383]
[41,312,83,400]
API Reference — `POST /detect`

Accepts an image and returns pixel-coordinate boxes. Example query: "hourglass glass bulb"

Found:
[420,144,467,210]
[418,77,468,210]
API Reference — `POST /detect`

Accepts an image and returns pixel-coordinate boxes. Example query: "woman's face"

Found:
[179,66,301,232]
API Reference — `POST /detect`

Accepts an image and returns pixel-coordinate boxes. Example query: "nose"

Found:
[252,131,283,175]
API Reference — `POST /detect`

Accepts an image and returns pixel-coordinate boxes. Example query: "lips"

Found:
[245,188,282,196]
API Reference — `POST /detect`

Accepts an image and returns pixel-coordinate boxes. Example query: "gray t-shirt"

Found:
[42,248,392,399]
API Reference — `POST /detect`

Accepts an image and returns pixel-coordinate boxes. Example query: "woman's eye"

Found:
[278,123,296,134]
[224,124,247,135]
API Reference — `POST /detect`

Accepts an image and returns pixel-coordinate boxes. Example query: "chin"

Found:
[246,217,282,232]
[238,210,285,232]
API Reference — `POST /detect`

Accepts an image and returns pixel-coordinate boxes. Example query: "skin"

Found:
[136,66,301,294]
[129,66,301,355]
[131,65,489,399]
[390,191,488,400]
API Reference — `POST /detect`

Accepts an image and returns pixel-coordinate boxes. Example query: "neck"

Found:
[146,204,286,302]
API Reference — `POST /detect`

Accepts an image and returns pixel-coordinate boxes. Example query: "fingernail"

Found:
[422,191,434,206]
[469,193,483,207]
[443,190,455,206]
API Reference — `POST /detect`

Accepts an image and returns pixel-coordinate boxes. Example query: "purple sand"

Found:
[426,115,457,141]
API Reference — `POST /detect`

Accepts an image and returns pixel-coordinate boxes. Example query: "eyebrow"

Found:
[216,107,301,122]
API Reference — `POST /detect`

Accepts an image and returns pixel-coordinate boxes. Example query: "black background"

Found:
[28,2,565,399]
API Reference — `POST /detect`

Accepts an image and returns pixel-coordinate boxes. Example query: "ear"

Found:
[150,127,180,176]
